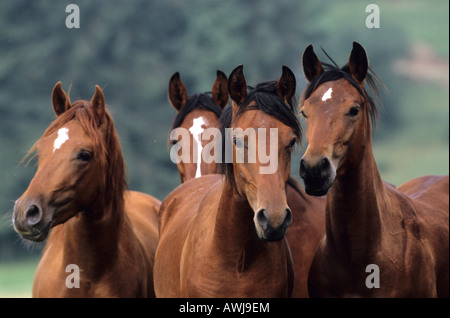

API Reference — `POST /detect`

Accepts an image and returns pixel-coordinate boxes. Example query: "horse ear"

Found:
[91,85,106,123]
[212,70,228,108]
[52,81,71,116]
[276,65,296,104]
[168,72,188,111]
[348,41,368,83]
[228,65,247,107]
[302,44,324,82]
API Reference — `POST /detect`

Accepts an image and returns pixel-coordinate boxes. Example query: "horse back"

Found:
[398,175,449,297]
[398,175,449,232]
[399,175,448,210]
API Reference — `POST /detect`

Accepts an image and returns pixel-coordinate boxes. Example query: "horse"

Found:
[154,65,301,297]
[299,42,449,297]
[169,70,325,297]
[168,70,228,183]
[217,98,325,298]
[12,82,161,297]
[168,67,323,298]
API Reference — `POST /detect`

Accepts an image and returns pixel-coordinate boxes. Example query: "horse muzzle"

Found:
[299,155,336,196]
[254,207,292,241]
[13,199,51,242]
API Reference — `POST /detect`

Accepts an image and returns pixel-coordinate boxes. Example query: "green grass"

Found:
[0,257,39,298]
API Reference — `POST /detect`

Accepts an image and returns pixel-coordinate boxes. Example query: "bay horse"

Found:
[299,42,449,297]
[12,82,160,297]
[217,99,325,297]
[168,70,228,183]
[170,71,325,297]
[154,65,300,297]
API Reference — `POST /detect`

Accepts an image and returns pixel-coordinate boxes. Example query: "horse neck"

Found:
[62,121,127,279]
[211,182,265,262]
[325,126,386,262]
[62,199,126,279]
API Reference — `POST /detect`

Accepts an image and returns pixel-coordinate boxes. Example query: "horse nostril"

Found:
[26,205,41,226]
[284,208,293,226]
[321,157,330,170]
[320,158,331,179]
[256,209,268,230]
[299,158,307,178]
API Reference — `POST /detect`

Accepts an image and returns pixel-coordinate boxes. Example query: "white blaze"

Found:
[53,127,69,153]
[189,117,205,178]
[322,88,333,101]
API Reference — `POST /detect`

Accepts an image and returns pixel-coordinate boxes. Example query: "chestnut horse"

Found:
[13,83,160,297]
[168,70,228,182]
[154,65,300,297]
[299,42,449,297]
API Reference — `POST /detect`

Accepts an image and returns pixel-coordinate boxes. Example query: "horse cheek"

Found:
[76,165,101,207]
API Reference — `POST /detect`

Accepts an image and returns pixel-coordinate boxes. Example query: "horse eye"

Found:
[348,106,360,117]
[233,136,244,148]
[300,110,307,118]
[287,138,297,150]
[77,150,93,162]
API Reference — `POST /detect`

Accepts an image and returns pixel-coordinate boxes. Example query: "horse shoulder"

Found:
[376,185,443,296]
[124,190,160,238]
[180,177,224,259]
[123,191,160,261]
[109,191,160,297]
[154,174,223,297]
[177,177,225,295]
[158,174,222,232]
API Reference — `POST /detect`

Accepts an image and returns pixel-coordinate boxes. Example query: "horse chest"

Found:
[180,244,289,297]
[184,264,288,298]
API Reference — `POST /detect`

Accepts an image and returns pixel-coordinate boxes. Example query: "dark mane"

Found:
[217,81,301,182]
[216,105,232,175]
[234,81,301,137]
[26,101,126,213]
[170,93,224,130]
[301,55,384,129]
